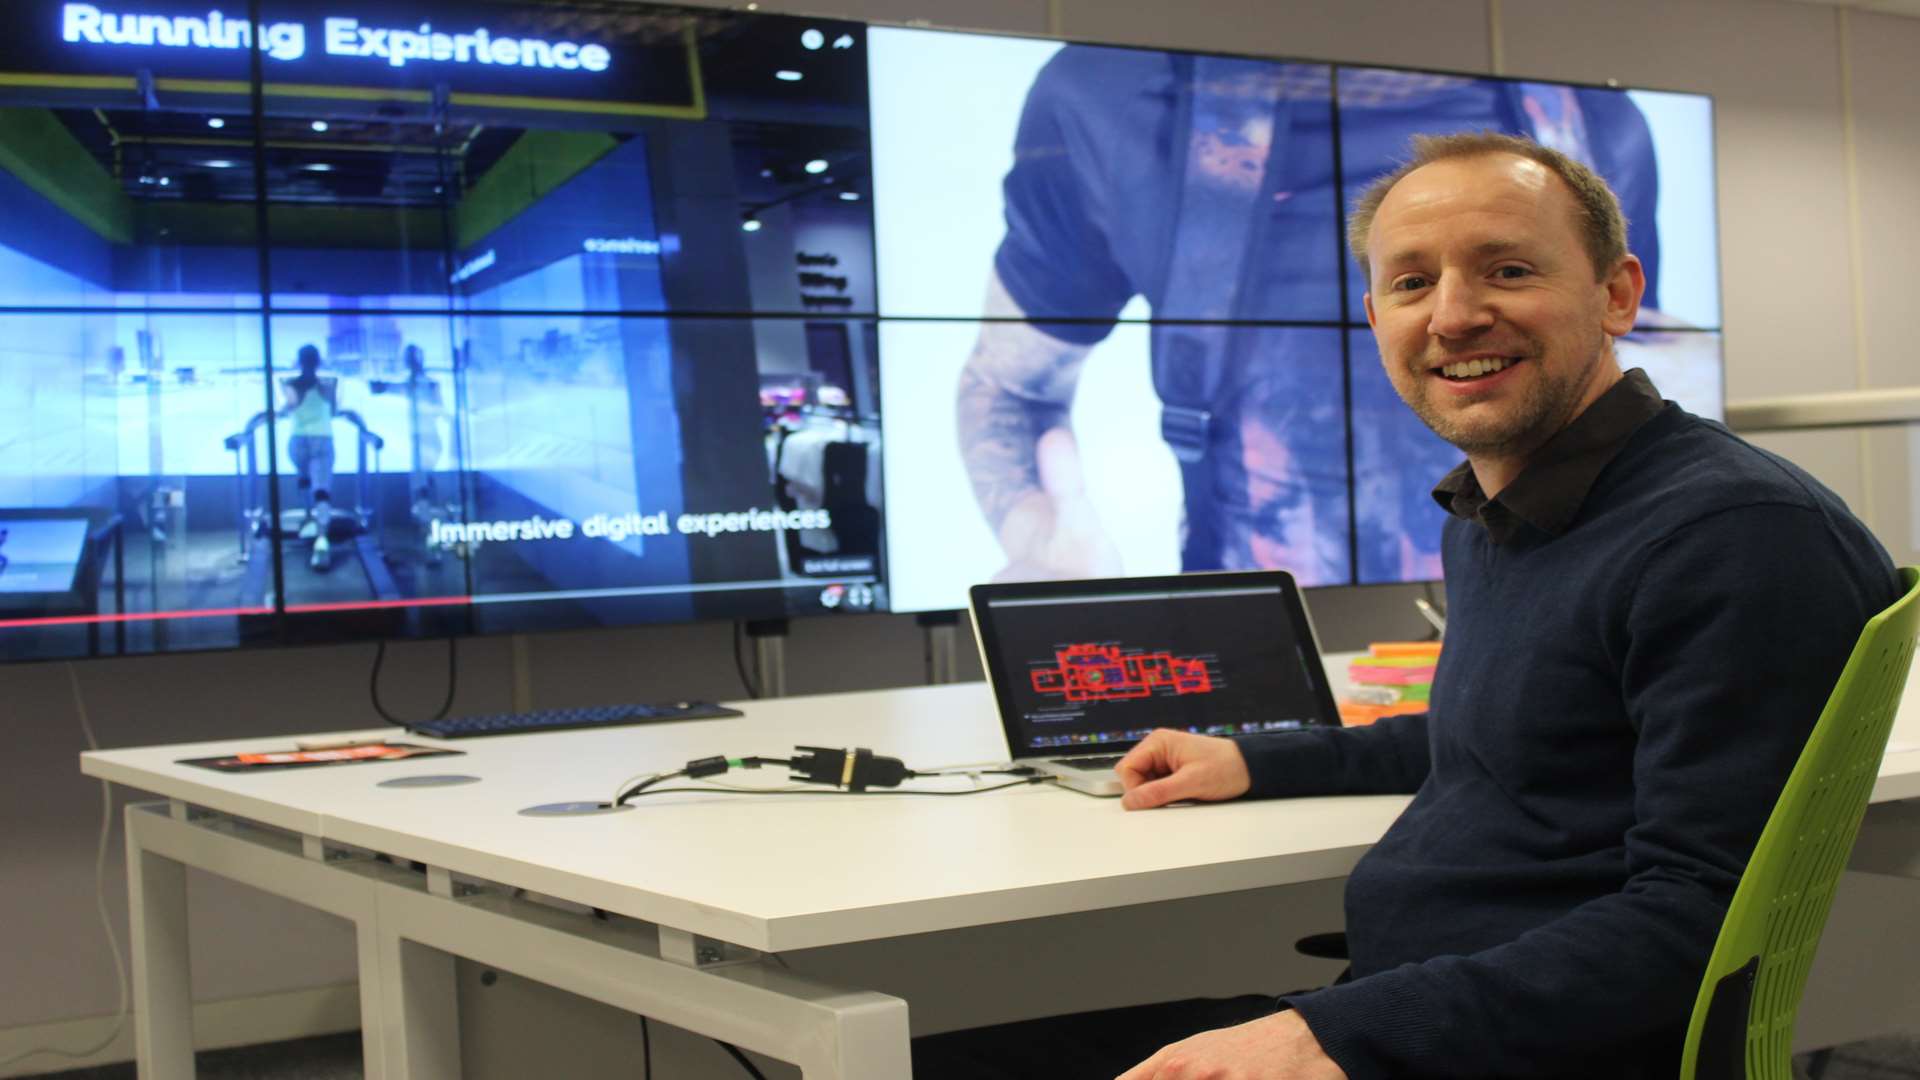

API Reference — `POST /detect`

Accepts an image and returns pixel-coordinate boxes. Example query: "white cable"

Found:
[0,664,131,1071]
[908,758,1018,774]
[610,770,670,807]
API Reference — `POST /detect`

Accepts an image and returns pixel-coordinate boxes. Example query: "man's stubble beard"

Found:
[1401,330,1607,458]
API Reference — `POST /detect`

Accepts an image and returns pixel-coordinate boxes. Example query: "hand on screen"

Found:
[992,426,1123,582]
[1116,729,1251,810]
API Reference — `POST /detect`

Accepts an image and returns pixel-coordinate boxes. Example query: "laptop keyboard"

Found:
[1049,755,1126,771]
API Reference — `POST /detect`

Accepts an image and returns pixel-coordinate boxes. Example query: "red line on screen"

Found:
[283,596,474,614]
[0,607,275,630]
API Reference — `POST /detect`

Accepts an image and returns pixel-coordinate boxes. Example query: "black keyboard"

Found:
[1049,754,1126,771]
[409,701,743,739]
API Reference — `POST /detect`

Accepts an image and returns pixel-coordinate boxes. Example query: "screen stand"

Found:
[745,618,789,698]
[916,611,960,685]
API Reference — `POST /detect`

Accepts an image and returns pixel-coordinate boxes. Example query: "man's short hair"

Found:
[1347,131,1629,283]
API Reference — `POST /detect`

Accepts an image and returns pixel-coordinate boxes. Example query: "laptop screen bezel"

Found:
[967,570,1344,760]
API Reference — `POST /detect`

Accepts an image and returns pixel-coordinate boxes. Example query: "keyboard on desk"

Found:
[408,701,743,739]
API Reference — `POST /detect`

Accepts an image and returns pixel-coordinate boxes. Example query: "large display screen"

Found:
[0,1,885,660]
[0,3,1721,661]
[870,29,1722,611]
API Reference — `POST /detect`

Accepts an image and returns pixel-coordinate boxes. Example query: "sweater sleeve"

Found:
[1237,711,1431,798]
[1281,504,1896,1079]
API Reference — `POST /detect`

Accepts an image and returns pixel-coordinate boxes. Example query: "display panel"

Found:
[871,27,1721,611]
[0,1,886,660]
[0,1,1724,658]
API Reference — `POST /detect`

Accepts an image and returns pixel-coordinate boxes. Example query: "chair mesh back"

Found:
[1681,566,1920,1080]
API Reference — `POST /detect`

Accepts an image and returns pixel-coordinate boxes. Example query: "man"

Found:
[916,133,1897,1078]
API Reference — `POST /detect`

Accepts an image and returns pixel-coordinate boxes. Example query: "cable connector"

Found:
[790,746,911,791]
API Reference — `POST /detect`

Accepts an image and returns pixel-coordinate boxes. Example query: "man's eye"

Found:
[1494,265,1533,280]
[1392,276,1430,292]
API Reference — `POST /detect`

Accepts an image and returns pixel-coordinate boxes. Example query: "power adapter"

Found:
[789,746,911,791]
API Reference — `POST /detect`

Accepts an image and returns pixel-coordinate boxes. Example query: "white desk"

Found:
[81,657,1920,1079]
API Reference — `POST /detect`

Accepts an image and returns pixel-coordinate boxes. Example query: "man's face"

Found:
[1362,154,1642,463]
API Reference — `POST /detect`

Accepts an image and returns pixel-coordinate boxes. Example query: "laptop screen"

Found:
[971,572,1339,756]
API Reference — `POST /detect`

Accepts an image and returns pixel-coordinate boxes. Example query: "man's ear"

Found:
[1601,255,1645,337]
[1363,291,1377,330]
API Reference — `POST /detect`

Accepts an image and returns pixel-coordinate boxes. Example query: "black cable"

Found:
[716,1039,768,1080]
[638,1015,651,1080]
[369,637,459,726]
[731,620,761,700]
[618,777,1051,801]
[615,756,796,805]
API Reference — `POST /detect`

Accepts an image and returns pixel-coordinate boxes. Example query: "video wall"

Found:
[872,31,1722,612]
[0,1,1718,660]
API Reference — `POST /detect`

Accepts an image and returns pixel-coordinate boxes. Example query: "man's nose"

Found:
[1427,275,1495,339]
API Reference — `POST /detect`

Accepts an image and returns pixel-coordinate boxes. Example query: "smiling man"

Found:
[1105,134,1899,1079]
[913,133,1898,1079]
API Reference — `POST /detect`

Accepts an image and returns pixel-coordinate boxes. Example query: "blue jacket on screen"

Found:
[993,44,1668,583]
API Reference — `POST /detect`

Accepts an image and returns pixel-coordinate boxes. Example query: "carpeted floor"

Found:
[32,1033,363,1080]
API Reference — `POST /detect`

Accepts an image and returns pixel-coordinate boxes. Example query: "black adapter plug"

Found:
[790,746,912,791]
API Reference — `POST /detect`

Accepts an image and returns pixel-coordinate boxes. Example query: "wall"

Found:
[4,0,1918,1072]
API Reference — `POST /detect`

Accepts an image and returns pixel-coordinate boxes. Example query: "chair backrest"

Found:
[1680,565,1920,1080]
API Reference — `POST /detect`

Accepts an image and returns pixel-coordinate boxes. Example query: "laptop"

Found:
[968,571,1342,796]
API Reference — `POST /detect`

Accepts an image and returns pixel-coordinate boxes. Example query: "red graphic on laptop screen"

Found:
[1030,644,1216,703]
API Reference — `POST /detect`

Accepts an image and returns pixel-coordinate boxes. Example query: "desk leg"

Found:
[376,932,462,1079]
[377,882,911,1080]
[790,994,912,1080]
[355,921,390,1080]
[126,806,195,1080]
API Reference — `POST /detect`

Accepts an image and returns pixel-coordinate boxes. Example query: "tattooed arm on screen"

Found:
[956,270,1122,582]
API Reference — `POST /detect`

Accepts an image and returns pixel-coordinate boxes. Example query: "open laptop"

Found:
[968,571,1342,796]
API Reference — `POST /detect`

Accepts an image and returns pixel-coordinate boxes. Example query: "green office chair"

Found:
[1681,565,1920,1080]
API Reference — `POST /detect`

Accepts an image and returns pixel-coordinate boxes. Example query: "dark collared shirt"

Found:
[1431,367,1667,545]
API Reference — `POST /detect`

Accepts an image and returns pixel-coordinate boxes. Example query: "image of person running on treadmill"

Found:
[279,344,339,572]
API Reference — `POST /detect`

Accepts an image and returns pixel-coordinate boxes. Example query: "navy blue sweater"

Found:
[1240,400,1898,1078]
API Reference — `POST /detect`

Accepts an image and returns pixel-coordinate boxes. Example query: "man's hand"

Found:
[1116,1009,1347,1080]
[1116,729,1251,810]
[992,426,1123,581]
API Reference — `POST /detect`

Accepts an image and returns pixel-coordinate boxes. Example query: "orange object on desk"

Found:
[1338,700,1430,727]
[1367,641,1442,659]
[1344,699,1436,722]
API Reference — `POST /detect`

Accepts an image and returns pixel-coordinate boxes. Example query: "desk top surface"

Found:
[82,654,1920,952]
